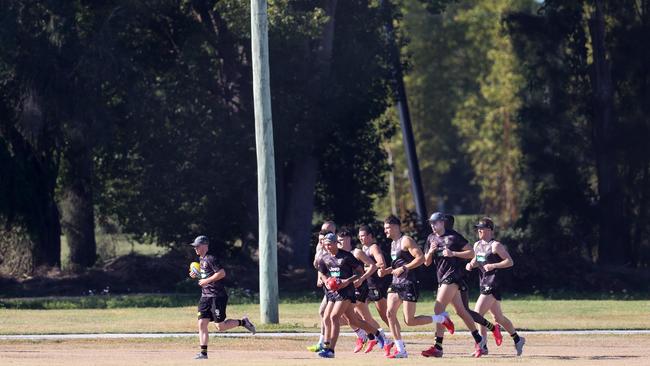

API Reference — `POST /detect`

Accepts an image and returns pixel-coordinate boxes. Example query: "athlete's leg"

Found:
[386,292,403,341]
[354,301,382,330]
[474,293,497,340]
[490,300,514,334]
[198,318,210,348]
[402,301,433,326]
[328,300,352,350]
[372,298,390,327]
[490,300,525,355]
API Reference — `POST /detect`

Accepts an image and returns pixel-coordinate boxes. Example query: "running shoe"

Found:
[492,323,503,346]
[318,348,335,358]
[383,342,394,357]
[193,353,208,359]
[353,337,366,353]
[387,350,408,359]
[442,315,455,334]
[364,339,378,353]
[241,317,256,334]
[514,336,526,356]
[307,343,323,352]
[421,346,443,358]
[472,339,488,358]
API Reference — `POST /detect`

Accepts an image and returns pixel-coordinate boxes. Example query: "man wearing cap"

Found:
[188,235,256,359]
[466,218,525,356]
[422,213,488,358]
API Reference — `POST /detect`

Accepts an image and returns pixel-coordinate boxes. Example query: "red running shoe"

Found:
[364,339,378,353]
[353,337,366,353]
[383,342,394,357]
[421,346,443,358]
[472,341,488,358]
[492,323,503,346]
[442,315,455,334]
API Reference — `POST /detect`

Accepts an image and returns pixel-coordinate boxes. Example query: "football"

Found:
[189,262,201,277]
[326,277,340,291]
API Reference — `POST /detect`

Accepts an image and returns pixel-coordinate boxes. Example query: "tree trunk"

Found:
[59,127,97,272]
[0,88,61,275]
[589,0,627,266]
[278,0,337,270]
[280,156,319,269]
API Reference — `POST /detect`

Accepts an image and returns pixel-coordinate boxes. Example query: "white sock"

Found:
[396,340,406,353]
[354,328,368,341]
[431,311,448,323]
[318,334,324,344]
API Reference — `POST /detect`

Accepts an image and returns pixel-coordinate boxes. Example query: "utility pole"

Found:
[251,0,279,323]
[381,0,427,222]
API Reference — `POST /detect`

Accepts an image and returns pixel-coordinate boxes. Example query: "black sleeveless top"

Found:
[390,236,418,285]
[473,239,502,289]
[362,244,390,289]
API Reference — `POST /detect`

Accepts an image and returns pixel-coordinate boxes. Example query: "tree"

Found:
[452,0,534,224]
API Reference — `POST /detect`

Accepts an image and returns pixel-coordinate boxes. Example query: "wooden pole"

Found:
[251,0,279,323]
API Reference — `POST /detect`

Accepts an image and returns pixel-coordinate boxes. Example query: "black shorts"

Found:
[388,282,419,302]
[480,285,502,301]
[355,285,369,303]
[198,296,228,322]
[327,290,356,303]
[439,277,467,292]
[367,284,389,302]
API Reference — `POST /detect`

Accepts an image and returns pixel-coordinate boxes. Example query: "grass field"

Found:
[1,299,649,334]
[2,334,650,365]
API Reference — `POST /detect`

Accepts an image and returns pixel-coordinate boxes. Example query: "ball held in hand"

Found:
[189,262,201,277]
[326,277,340,291]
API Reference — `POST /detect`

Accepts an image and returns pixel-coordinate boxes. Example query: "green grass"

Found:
[0,299,648,335]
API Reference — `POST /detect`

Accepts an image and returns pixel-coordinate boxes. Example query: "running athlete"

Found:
[422,213,487,358]
[466,217,525,356]
[358,224,391,328]
[307,221,337,352]
[188,235,256,360]
[380,215,452,359]
[317,233,387,358]
[336,228,385,353]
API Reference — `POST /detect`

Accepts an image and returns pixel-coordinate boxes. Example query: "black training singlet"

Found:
[473,239,502,289]
[427,230,467,283]
[390,236,417,286]
[362,244,389,289]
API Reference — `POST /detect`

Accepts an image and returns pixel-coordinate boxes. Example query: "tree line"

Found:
[1,1,648,290]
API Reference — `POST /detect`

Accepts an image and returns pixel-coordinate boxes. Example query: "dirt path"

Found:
[1,333,648,365]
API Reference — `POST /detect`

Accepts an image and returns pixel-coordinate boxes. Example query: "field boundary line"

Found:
[2,330,650,340]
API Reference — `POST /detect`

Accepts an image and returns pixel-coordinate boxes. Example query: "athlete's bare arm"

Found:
[444,242,474,259]
[484,241,514,272]
[369,244,387,270]
[352,249,377,287]
[424,241,435,266]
